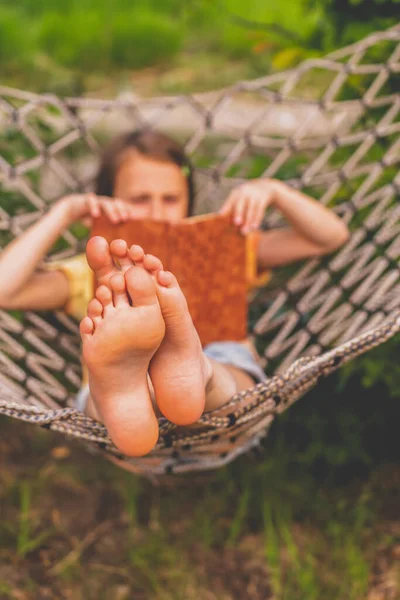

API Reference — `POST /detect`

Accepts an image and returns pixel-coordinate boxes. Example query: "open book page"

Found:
[91,213,250,345]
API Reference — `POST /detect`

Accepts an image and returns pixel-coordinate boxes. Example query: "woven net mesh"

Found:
[0,26,399,475]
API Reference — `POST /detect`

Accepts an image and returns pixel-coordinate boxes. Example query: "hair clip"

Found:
[181,165,190,177]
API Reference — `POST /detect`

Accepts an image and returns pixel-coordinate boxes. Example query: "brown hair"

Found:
[95,129,195,217]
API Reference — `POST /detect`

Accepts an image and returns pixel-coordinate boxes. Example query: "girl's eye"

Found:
[164,196,179,203]
[130,196,149,204]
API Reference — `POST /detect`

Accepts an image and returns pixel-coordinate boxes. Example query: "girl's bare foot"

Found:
[85,235,212,425]
[86,236,136,285]
[79,266,165,457]
[128,244,213,425]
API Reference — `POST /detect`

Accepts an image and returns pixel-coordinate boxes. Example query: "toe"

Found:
[125,265,158,307]
[143,254,164,274]
[156,269,181,293]
[80,316,94,337]
[154,269,189,319]
[86,236,119,286]
[110,239,135,272]
[128,244,145,267]
[157,269,175,288]
[109,272,130,307]
[87,298,103,327]
[95,285,113,314]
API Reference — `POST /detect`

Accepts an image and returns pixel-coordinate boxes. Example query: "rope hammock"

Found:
[0,26,399,476]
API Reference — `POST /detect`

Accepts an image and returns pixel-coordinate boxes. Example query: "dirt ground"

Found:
[1,401,399,600]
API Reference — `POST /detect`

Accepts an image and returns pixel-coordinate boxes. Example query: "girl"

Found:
[0,130,349,457]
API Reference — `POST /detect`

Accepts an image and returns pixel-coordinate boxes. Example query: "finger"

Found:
[251,195,271,230]
[241,193,257,233]
[100,199,120,224]
[86,194,101,218]
[98,196,129,217]
[106,199,125,222]
[246,193,266,233]
[114,199,130,221]
[115,199,135,221]
[233,192,248,227]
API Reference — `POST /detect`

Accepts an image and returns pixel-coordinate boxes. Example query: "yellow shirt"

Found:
[44,253,94,387]
[44,235,270,388]
[44,253,95,324]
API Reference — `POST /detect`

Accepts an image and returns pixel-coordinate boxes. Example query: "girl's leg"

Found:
[202,336,266,411]
[203,358,255,412]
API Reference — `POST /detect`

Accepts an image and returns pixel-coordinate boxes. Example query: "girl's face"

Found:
[113,150,189,222]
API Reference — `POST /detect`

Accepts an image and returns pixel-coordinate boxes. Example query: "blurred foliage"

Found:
[312,0,400,46]
[339,334,400,398]
[0,0,398,94]
[37,9,183,71]
[0,8,35,69]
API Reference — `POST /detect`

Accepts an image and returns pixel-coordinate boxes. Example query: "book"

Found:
[91,213,257,346]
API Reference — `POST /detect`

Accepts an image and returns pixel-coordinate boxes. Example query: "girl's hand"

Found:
[57,193,136,228]
[218,179,278,235]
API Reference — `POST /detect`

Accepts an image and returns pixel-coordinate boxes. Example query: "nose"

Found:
[150,197,165,221]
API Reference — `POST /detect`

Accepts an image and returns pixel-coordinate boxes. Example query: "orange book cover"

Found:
[91,213,254,346]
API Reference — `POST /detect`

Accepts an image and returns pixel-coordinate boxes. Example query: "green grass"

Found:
[261,485,374,599]
[16,481,53,558]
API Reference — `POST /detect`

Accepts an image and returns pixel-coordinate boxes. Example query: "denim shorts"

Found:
[203,341,267,384]
[75,341,267,412]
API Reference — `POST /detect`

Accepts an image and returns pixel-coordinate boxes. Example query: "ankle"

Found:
[203,359,238,412]
[202,354,214,392]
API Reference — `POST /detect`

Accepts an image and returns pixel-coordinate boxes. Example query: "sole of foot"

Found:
[127,244,213,425]
[80,265,165,457]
